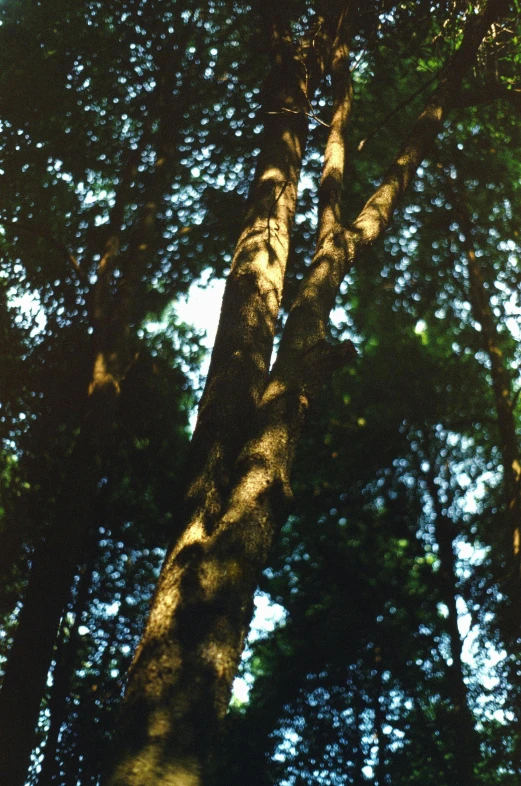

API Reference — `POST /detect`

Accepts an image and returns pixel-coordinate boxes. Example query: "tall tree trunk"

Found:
[458,197,521,773]
[103,5,502,784]
[0,144,137,786]
[37,545,96,786]
[460,200,521,578]
[424,462,480,784]
[0,383,120,786]
[184,7,330,534]
[0,13,201,781]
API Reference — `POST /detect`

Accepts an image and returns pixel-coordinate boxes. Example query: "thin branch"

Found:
[265,107,331,128]
[457,81,521,111]
[349,46,367,74]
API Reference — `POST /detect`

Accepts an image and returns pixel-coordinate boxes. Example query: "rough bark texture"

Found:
[103,10,355,785]
[103,4,502,785]
[184,12,331,534]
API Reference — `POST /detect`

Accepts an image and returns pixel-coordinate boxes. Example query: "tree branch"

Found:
[456,81,521,112]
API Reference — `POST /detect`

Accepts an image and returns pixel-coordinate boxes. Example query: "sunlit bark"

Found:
[103,3,504,785]
[185,10,331,534]
[103,9,355,784]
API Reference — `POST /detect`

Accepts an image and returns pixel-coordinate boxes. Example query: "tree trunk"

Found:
[458,198,521,772]
[424,462,480,785]
[0,148,137,786]
[0,383,120,786]
[37,546,96,786]
[184,8,330,534]
[460,202,521,578]
[103,5,502,784]
[373,647,386,786]
[0,14,201,778]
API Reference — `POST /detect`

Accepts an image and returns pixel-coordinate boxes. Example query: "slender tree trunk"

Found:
[458,198,521,773]
[0,150,137,786]
[460,202,521,578]
[103,5,502,784]
[373,647,386,786]
[425,463,480,784]
[37,546,96,786]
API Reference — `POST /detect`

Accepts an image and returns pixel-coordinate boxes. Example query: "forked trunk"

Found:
[103,4,502,784]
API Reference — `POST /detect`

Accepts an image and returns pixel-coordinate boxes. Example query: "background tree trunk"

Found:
[424,460,479,784]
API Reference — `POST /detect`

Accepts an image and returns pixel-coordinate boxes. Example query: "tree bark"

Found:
[0,152,141,786]
[0,382,120,786]
[103,4,503,784]
[184,8,331,534]
[458,197,521,773]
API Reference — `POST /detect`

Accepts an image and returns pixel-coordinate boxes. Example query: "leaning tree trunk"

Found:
[103,4,503,785]
[184,6,330,534]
